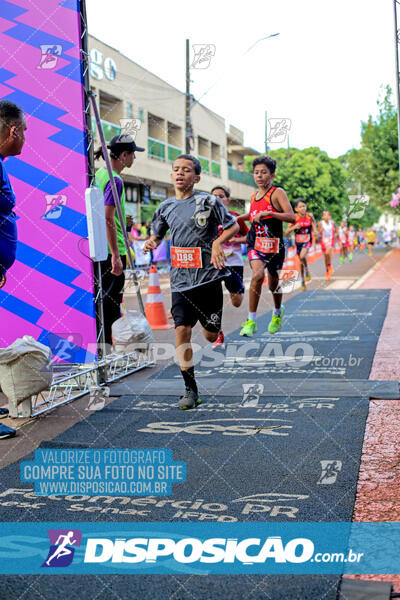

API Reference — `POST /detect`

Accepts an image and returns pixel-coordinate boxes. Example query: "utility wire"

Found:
[193,33,280,105]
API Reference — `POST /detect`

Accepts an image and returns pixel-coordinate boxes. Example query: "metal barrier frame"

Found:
[8,349,154,418]
[6,3,154,420]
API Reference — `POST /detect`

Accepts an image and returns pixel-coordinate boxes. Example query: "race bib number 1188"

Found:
[171,246,202,268]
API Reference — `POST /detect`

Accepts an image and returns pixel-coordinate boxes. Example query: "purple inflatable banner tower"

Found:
[0,0,97,363]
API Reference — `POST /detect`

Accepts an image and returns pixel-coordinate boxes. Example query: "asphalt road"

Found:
[124,245,388,378]
[0,245,392,600]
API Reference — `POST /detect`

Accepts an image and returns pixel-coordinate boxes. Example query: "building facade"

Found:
[88,35,259,221]
[377,212,400,231]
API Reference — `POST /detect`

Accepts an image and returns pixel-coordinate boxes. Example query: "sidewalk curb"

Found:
[349,249,394,290]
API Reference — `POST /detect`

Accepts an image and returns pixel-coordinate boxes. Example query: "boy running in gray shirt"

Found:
[144,155,239,409]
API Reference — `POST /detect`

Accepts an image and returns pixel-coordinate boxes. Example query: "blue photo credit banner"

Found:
[1,522,400,574]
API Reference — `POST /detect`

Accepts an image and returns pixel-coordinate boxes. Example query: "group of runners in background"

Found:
[293,212,380,286]
[88,136,391,410]
[0,101,391,415]
[83,132,399,410]
[140,151,386,409]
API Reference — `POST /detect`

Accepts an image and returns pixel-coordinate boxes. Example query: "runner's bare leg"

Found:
[230,292,243,308]
[325,248,332,268]
[268,271,282,310]
[175,325,193,370]
[249,259,264,313]
[201,327,219,342]
[300,248,308,279]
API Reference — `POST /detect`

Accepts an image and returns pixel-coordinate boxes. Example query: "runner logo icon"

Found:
[37,44,62,70]
[242,384,264,407]
[191,44,216,69]
[43,194,67,220]
[87,386,110,411]
[42,529,82,568]
[317,460,342,485]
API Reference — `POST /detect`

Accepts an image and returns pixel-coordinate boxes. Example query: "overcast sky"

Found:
[86,0,396,158]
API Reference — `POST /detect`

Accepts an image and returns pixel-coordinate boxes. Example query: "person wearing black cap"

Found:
[94,134,144,347]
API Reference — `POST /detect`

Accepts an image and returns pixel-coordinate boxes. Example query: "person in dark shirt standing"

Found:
[0,101,26,288]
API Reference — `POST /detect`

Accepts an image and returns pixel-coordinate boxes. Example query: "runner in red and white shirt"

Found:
[286,199,317,291]
[211,185,248,347]
[347,225,356,262]
[318,210,336,280]
[338,221,348,263]
[237,156,295,336]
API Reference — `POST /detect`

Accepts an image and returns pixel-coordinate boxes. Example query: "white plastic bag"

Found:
[112,310,153,352]
[0,336,53,405]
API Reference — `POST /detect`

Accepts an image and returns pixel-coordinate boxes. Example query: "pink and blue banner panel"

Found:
[0,0,97,363]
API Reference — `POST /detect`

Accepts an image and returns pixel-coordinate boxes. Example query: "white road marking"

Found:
[327,279,355,289]
[270,331,341,336]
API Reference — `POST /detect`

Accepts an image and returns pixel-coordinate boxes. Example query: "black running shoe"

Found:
[0,408,9,419]
[178,389,201,410]
[0,424,16,439]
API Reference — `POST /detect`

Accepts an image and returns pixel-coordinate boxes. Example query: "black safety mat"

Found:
[109,378,400,399]
[0,573,341,600]
[0,392,368,523]
[160,289,389,381]
[0,289,388,600]
[0,391,368,599]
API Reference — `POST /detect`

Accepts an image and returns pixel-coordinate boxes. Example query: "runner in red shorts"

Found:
[318,210,336,280]
[286,199,317,291]
[338,221,348,263]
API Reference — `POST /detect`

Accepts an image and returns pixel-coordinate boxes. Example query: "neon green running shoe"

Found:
[268,305,285,334]
[240,318,257,337]
[178,388,201,410]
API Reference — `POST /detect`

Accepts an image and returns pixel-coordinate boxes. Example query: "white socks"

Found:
[248,312,257,321]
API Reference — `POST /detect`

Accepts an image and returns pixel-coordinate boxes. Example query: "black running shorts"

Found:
[224,266,245,294]
[171,280,223,332]
[295,241,311,255]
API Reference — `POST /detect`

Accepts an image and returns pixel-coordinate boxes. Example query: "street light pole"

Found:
[185,39,192,153]
[394,0,400,178]
[265,110,268,154]
[243,33,280,56]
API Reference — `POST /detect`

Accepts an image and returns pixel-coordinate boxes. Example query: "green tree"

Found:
[344,85,398,213]
[353,203,381,229]
[245,147,348,221]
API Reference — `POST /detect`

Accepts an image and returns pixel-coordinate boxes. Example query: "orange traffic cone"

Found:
[145,265,173,329]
